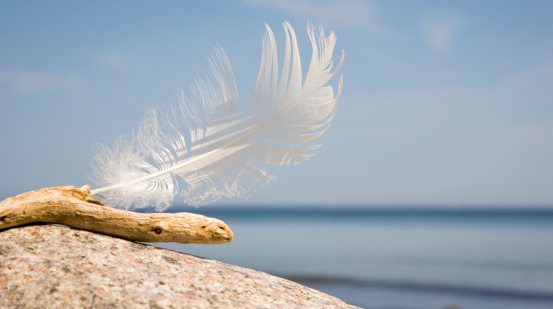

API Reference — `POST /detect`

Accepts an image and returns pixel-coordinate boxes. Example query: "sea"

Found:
[149,206,553,309]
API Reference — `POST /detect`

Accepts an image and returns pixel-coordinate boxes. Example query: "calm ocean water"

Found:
[150,207,553,309]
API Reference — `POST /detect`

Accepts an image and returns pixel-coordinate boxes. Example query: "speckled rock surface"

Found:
[0,225,359,308]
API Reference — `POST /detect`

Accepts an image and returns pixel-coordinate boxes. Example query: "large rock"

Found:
[0,225,359,308]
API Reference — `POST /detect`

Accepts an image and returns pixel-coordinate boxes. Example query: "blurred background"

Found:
[1,1,553,308]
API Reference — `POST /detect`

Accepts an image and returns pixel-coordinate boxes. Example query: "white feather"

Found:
[90,22,344,211]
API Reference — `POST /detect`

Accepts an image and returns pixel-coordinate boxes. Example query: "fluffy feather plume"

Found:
[90,22,344,211]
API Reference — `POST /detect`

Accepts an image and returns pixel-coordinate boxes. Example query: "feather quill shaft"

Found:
[90,22,344,210]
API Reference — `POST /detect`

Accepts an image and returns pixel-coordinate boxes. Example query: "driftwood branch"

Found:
[0,186,233,244]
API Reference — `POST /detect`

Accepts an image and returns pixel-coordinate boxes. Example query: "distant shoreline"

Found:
[282,274,553,301]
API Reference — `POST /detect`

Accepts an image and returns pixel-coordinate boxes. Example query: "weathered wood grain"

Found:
[0,186,233,244]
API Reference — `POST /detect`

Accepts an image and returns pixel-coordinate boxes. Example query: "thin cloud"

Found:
[244,0,394,36]
[421,9,465,55]
[0,69,83,94]
[99,51,131,69]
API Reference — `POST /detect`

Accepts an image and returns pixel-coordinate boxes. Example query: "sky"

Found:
[1,0,552,207]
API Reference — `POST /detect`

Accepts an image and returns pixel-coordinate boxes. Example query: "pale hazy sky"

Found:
[1,1,552,207]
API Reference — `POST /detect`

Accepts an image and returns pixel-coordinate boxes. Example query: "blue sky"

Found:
[1,1,552,207]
